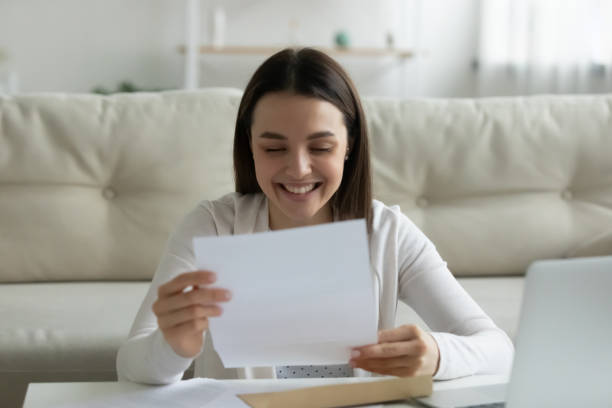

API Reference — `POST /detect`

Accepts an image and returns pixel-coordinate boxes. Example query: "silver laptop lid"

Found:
[507,256,612,408]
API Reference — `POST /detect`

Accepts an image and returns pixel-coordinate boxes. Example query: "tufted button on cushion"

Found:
[102,187,116,200]
[561,189,573,200]
[416,196,429,208]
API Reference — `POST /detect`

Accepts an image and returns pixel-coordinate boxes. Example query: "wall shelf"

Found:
[178,45,413,59]
[180,0,414,89]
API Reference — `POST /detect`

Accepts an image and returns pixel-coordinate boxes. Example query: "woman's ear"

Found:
[347,135,355,156]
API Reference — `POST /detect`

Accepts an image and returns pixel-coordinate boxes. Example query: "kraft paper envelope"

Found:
[238,376,433,408]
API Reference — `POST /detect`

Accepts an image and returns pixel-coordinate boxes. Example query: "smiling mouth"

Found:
[279,182,323,195]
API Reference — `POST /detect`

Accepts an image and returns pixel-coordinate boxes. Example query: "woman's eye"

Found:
[262,147,332,153]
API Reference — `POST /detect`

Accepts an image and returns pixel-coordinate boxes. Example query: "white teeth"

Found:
[283,183,316,194]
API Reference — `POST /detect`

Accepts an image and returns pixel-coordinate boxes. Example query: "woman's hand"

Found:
[349,324,440,377]
[152,270,231,358]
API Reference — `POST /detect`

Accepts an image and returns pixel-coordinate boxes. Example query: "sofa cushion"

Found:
[566,230,612,258]
[0,89,242,282]
[0,281,199,408]
[365,95,612,276]
[0,282,149,374]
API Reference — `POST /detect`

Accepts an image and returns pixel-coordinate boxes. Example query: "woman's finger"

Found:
[354,339,427,359]
[154,287,231,315]
[157,305,222,329]
[351,355,420,370]
[157,270,217,298]
[377,324,421,343]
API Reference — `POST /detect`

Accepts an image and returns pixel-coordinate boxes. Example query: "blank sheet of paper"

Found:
[50,379,227,408]
[193,219,377,368]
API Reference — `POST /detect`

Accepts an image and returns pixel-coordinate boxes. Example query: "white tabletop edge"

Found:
[24,374,510,408]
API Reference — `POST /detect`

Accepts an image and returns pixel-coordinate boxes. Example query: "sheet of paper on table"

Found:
[193,219,378,368]
[51,377,431,408]
[52,378,227,408]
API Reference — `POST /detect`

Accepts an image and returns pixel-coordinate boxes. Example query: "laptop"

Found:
[416,255,612,408]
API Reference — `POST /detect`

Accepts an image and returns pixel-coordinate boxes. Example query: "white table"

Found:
[24,375,508,408]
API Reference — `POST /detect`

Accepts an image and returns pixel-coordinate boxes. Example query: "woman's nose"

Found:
[286,150,312,179]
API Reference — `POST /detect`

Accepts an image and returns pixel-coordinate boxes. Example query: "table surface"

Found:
[24,374,508,408]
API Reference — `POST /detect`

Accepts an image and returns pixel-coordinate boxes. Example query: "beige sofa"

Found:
[2,89,612,407]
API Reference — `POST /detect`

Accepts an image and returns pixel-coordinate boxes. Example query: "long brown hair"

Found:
[233,47,372,231]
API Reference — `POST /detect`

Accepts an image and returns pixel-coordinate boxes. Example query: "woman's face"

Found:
[250,91,349,229]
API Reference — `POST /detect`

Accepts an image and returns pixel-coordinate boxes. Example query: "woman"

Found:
[117,48,513,384]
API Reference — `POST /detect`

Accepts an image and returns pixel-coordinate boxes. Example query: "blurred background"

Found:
[1,0,611,98]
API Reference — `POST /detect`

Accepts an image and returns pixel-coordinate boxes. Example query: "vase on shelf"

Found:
[211,6,226,49]
[288,18,301,46]
[0,49,19,95]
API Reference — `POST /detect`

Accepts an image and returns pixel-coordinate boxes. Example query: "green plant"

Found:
[91,80,171,94]
[334,31,350,49]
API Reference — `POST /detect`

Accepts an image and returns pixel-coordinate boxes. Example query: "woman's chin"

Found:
[271,200,329,228]
[280,208,322,225]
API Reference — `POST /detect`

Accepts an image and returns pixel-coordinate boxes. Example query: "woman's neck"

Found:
[268,203,333,231]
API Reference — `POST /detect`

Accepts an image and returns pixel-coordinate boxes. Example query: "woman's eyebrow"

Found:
[258,131,335,140]
[307,131,335,140]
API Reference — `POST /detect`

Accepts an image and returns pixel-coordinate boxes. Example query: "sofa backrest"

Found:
[1,90,611,282]
[1,89,240,282]
[365,95,612,276]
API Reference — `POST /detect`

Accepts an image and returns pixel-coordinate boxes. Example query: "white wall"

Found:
[416,0,480,97]
[0,0,184,93]
[0,0,479,97]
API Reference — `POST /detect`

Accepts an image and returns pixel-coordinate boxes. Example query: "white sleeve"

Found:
[395,212,514,380]
[116,206,217,384]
